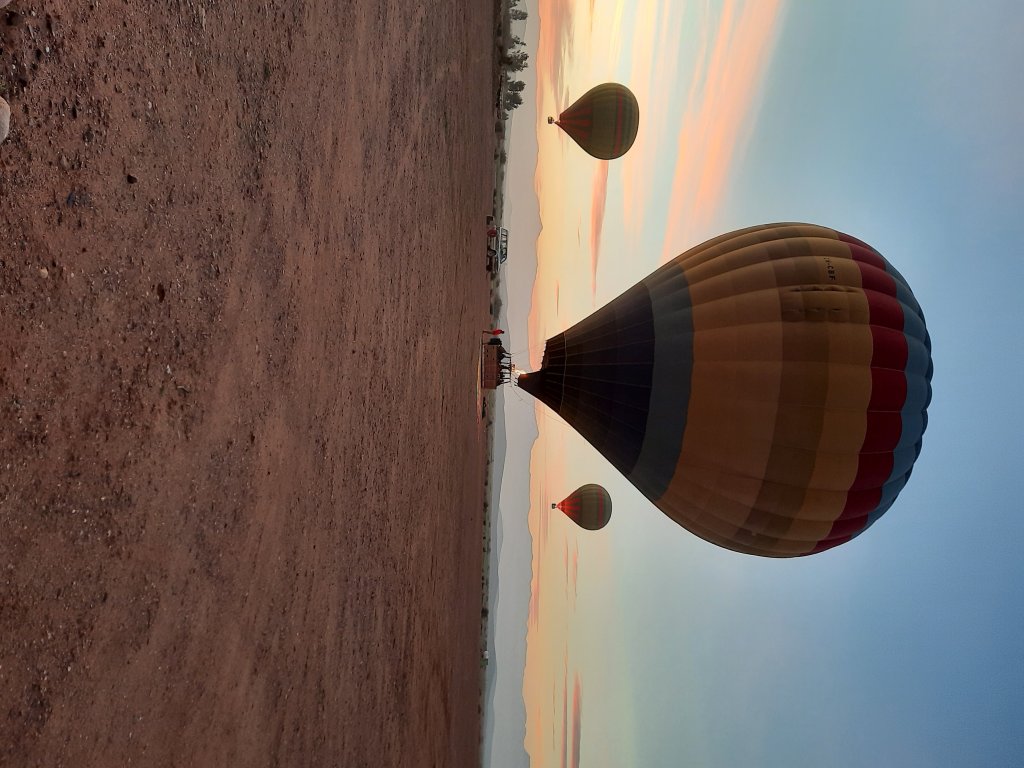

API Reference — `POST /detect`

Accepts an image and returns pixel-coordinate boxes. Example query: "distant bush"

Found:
[503,91,523,111]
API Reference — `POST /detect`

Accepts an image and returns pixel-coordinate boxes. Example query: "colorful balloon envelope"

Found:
[520,223,933,557]
[549,83,639,160]
[552,484,613,531]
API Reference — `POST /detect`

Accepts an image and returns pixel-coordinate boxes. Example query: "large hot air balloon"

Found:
[547,83,639,160]
[520,223,933,558]
[553,484,613,531]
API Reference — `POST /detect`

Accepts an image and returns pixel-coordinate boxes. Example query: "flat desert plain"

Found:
[1,1,496,765]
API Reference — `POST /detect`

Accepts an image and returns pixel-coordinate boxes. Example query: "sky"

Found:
[487,2,1024,767]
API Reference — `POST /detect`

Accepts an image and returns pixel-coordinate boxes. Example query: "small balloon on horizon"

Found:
[553,484,612,531]
[549,83,639,160]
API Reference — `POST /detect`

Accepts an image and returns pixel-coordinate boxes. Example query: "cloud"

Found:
[563,539,570,583]
[570,674,583,768]
[570,544,579,599]
[621,1,688,231]
[528,504,549,630]
[661,0,785,255]
[588,161,610,296]
[560,664,568,768]
[557,667,584,768]
[536,0,577,104]
[527,491,553,630]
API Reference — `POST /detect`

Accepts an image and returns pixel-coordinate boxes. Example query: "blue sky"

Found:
[489,2,1024,766]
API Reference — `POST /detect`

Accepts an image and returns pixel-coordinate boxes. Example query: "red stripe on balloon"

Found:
[868,368,908,411]
[836,231,871,249]
[869,325,909,370]
[836,488,883,518]
[557,103,595,144]
[861,411,903,451]
[863,290,904,330]
[849,452,896,491]
[810,534,852,554]
[827,515,870,538]
[857,263,897,296]
[819,243,909,548]
[843,240,887,270]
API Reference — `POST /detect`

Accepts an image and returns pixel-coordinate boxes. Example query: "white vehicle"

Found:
[487,227,509,272]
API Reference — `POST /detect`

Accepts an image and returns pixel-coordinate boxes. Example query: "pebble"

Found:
[0,97,9,144]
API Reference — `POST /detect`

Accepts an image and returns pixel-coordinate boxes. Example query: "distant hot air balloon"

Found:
[553,484,612,531]
[520,223,933,558]
[547,83,639,160]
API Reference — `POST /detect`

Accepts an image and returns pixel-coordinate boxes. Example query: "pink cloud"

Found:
[622,2,688,230]
[536,0,577,104]
[570,544,579,599]
[528,503,551,629]
[588,161,610,297]
[556,667,584,768]
[570,674,583,768]
[560,664,569,768]
[662,0,785,255]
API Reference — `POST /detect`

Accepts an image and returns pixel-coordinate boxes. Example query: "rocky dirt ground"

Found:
[1,1,496,765]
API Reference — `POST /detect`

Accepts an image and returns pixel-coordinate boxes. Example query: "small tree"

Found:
[502,50,529,71]
[503,91,524,111]
[507,79,526,93]
[511,9,527,21]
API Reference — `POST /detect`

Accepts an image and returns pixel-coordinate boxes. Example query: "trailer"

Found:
[481,340,504,389]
